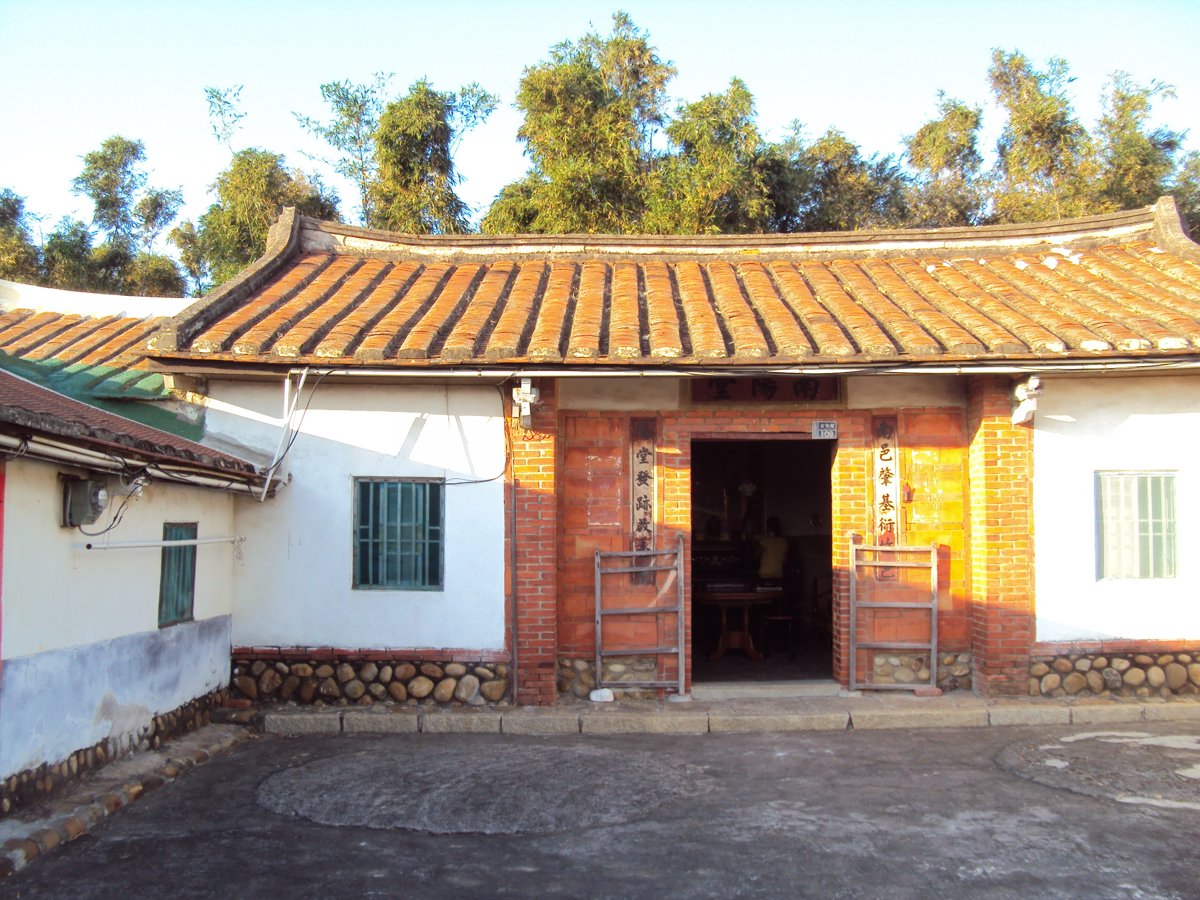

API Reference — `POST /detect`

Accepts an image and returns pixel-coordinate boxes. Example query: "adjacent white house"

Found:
[0,367,270,806]
[1033,374,1200,642]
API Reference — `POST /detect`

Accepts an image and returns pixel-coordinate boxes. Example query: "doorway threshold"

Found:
[690,679,842,701]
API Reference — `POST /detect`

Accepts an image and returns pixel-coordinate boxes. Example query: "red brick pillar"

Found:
[510,381,559,705]
[966,375,1034,695]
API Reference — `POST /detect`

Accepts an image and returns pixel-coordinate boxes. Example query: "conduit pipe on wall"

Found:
[258,368,309,502]
[509,474,519,704]
[0,434,266,496]
[282,357,1200,383]
[84,536,242,551]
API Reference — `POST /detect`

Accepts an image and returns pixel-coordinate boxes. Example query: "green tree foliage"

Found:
[645,78,772,234]
[1095,73,1184,211]
[126,252,186,296]
[0,189,42,282]
[174,148,340,289]
[58,136,187,294]
[371,80,497,234]
[205,84,246,150]
[71,136,183,253]
[1170,151,1200,231]
[904,95,986,226]
[40,218,107,292]
[757,124,813,233]
[790,130,909,231]
[988,50,1096,222]
[296,74,392,224]
[35,214,183,296]
[483,12,675,234]
[169,219,210,295]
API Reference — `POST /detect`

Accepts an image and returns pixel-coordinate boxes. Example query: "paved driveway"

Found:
[4,723,1198,898]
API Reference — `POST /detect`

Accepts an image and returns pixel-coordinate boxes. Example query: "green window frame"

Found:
[1095,472,1176,580]
[354,479,444,590]
[158,522,198,627]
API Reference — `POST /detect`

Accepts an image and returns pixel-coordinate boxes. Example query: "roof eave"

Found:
[151,207,303,354]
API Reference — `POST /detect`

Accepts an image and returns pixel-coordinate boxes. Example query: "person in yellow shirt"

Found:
[757,516,788,581]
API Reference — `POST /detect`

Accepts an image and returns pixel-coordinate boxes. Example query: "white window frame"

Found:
[1095,471,1176,580]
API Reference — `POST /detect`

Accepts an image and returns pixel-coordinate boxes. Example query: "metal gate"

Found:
[849,543,939,691]
[594,535,685,695]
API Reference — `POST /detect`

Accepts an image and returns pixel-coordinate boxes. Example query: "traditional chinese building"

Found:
[134,197,1200,706]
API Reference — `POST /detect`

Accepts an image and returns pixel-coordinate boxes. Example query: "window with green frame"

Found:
[1095,472,1176,579]
[354,479,444,589]
[158,522,198,627]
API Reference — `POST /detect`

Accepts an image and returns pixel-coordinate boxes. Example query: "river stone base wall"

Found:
[558,657,662,699]
[1,688,223,819]
[1030,650,1200,698]
[937,653,972,691]
[231,656,510,707]
[866,652,971,691]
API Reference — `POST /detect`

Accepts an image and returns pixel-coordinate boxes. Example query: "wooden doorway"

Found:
[689,438,834,684]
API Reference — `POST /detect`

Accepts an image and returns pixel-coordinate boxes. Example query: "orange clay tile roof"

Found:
[0,308,171,398]
[150,199,1200,371]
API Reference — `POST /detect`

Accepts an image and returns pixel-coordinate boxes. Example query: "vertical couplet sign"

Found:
[630,418,656,583]
[872,416,901,547]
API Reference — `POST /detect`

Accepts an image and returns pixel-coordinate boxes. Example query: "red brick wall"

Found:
[897,409,970,650]
[509,378,1027,702]
[966,375,1034,695]
[509,382,560,705]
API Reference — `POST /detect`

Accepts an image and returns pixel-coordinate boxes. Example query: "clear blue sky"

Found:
[1,0,1197,237]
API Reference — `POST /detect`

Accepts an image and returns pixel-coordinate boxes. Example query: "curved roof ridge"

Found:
[298,201,1183,260]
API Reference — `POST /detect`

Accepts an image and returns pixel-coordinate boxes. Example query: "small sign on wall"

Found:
[812,420,838,440]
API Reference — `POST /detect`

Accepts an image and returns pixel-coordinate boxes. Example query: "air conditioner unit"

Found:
[62,477,109,527]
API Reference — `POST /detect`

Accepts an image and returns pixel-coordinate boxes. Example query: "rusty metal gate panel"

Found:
[594,535,685,695]
[849,543,939,691]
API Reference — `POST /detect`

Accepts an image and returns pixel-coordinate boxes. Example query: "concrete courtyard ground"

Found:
[2,713,1198,898]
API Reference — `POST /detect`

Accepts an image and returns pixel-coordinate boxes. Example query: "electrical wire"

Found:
[442,384,513,486]
[259,368,336,488]
[262,372,514,489]
[0,436,29,461]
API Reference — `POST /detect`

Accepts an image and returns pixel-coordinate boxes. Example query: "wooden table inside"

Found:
[694,590,781,662]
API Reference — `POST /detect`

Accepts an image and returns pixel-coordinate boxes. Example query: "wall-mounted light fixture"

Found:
[512,377,541,428]
[1011,374,1043,425]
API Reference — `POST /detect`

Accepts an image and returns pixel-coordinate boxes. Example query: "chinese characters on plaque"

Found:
[691,377,840,403]
[872,416,901,547]
[630,419,657,573]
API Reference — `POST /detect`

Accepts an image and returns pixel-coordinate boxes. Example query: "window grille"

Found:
[354,479,444,589]
[158,522,198,627]
[1096,472,1176,579]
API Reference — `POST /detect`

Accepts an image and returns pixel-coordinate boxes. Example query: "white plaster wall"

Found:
[0,617,231,780]
[2,458,236,659]
[203,381,506,650]
[846,374,965,408]
[559,377,683,410]
[1,455,237,779]
[1033,375,1200,641]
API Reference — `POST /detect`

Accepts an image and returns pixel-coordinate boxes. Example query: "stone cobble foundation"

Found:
[231,655,510,707]
[558,657,661,699]
[0,689,223,819]
[1030,650,1200,698]
[861,652,973,691]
